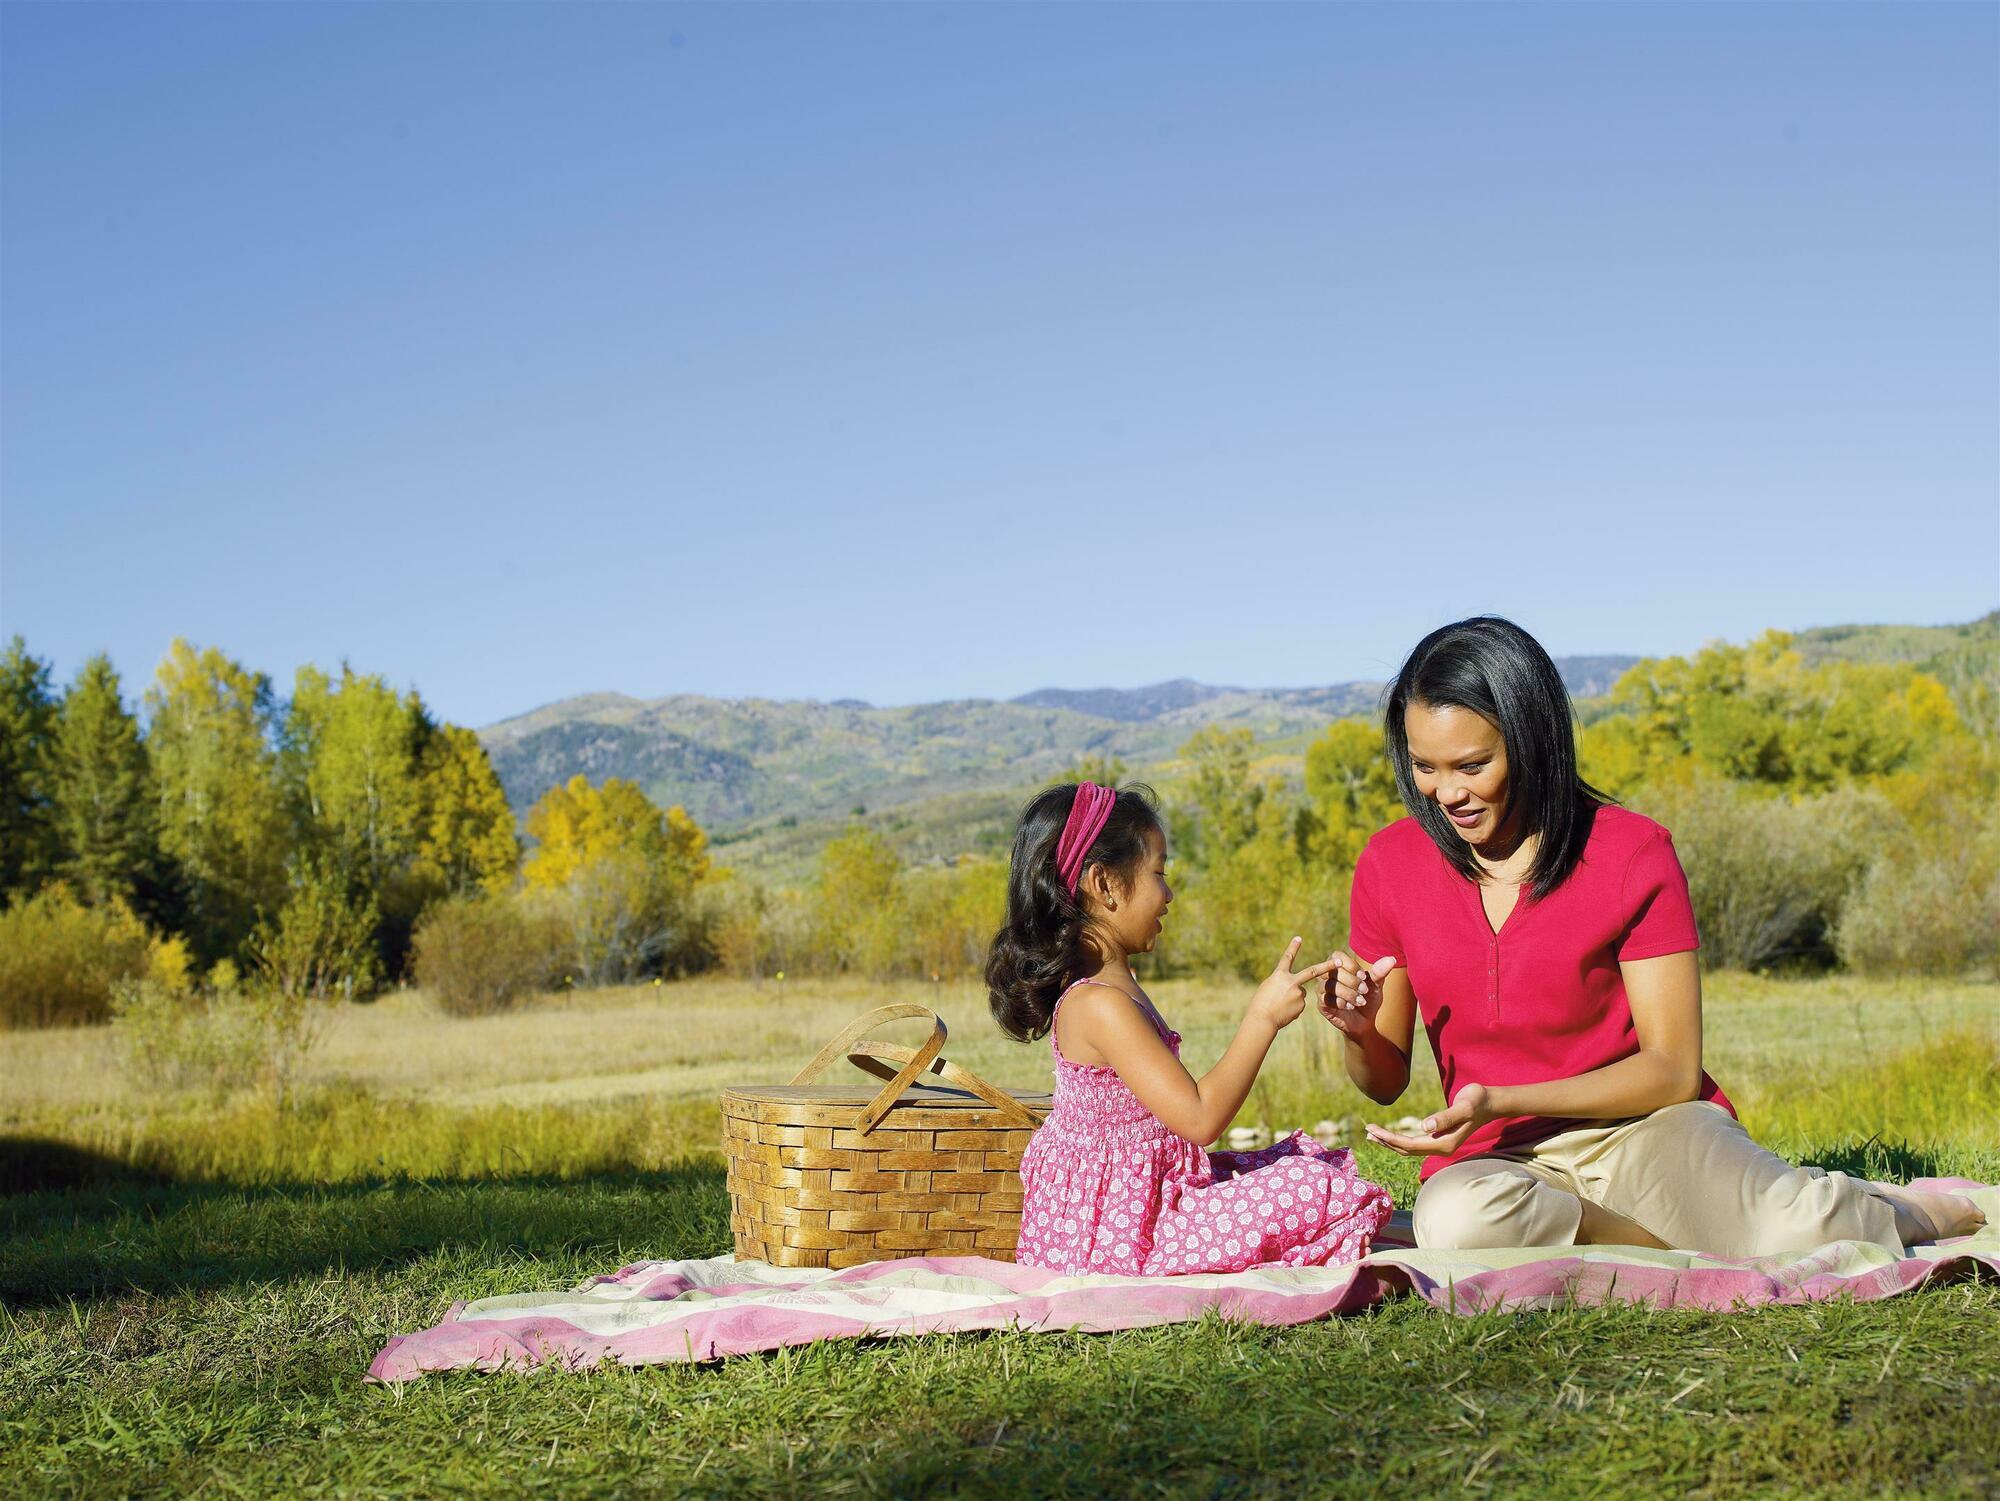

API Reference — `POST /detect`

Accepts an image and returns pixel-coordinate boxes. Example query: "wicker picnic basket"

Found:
[722,1004,1053,1269]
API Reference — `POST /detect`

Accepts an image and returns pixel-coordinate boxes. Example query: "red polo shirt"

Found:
[1347,803,1731,1180]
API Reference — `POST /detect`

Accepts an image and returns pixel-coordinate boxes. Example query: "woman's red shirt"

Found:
[1347,803,1732,1180]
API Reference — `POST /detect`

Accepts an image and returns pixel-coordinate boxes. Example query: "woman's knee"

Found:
[1414,1166,1567,1250]
[1605,1107,1901,1256]
[1738,1168,1899,1256]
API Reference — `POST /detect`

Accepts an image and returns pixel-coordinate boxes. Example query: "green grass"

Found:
[3,977,1998,1497]
[5,1145,1997,1500]
[2,1157,1995,1498]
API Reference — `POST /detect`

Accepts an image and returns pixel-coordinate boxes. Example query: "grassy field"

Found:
[3,974,1998,1497]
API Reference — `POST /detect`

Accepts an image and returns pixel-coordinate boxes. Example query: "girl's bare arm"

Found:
[1065,942,1337,1146]
[1071,990,1278,1145]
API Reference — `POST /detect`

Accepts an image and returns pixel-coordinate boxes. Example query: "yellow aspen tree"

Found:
[281,664,428,888]
[414,725,518,896]
[145,639,288,962]
[1301,718,1402,869]
[521,776,715,982]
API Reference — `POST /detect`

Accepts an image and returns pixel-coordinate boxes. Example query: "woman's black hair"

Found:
[986,782,1163,1042]
[1384,616,1608,900]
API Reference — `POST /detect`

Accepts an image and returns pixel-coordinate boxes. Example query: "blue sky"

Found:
[3,2,1994,729]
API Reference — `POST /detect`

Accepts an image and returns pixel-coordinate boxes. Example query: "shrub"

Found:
[109,977,262,1094]
[1835,854,2000,977]
[687,878,822,980]
[704,876,769,979]
[759,887,816,977]
[558,852,679,985]
[1630,778,1897,972]
[234,978,337,1111]
[0,883,157,1028]
[412,891,566,1016]
[903,859,1007,981]
[813,826,904,977]
[147,933,197,994]
[246,855,382,1002]
[111,972,339,1108]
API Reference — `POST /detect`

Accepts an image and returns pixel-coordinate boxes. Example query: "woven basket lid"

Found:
[728,1005,1055,1132]
[722,1080,1052,1126]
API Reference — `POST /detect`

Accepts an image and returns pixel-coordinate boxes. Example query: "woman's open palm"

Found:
[1364,1083,1493,1157]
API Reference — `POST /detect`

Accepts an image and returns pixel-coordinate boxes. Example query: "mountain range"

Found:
[475,615,1995,881]
[478,657,1650,835]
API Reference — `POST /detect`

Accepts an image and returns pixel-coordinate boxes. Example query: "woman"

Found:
[1320,616,1983,1254]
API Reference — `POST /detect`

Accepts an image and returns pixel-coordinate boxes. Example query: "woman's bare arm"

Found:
[1366,951,1705,1156]
[1332,964,1415,1105]
[1481,951,1703,1120]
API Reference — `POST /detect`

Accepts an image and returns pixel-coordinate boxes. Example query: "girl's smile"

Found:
[1103,825,1173,956]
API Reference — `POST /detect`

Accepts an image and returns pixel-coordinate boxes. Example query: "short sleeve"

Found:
[1346,839,1400,966]
[1617,831,1701,961]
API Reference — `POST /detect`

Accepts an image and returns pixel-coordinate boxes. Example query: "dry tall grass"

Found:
[6,971,1996,1134]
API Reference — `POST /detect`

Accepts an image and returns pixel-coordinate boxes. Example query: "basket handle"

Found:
[790,1004,949,1135]
[845,1042,1040,1129]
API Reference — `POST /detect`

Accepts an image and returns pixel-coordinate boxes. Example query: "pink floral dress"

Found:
[1014,982,1394,1276]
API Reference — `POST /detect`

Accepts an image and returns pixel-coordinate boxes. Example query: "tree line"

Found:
[1128,630,1997,981]
[0,637,519,1025]
[690,631,1995,988]
[3,626,1993,1034]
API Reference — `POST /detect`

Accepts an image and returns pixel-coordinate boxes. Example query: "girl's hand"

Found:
[1249,937,1341,1034]
[1318,951,1398,1039]
[1363,1083,1494,1157]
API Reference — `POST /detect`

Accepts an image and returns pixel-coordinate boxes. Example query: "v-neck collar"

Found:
[1465,869,1528,939]
[1464,837,1536,939]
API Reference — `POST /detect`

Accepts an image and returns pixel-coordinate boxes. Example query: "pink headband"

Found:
[1054,782,1118,895]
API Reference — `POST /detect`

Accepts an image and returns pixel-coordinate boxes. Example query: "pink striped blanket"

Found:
[368,1179,1996,1382]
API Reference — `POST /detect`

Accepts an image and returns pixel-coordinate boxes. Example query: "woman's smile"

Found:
[1404,702,1514,851]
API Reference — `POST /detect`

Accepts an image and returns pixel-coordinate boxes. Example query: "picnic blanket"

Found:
[367,1178,1998,1382]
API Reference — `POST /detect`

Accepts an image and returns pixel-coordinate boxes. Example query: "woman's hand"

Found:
[1319,951,1398,1039]
[1363,1083,1494,1157]
[1248,937,1341,1034]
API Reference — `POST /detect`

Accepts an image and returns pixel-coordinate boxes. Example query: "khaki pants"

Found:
[1412,1101,1902,1257]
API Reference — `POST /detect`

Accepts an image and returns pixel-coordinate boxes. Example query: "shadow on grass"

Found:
[1804,1137,1967,1183]
[0,1140,731,1307]
[4,1132,1986,1311]
[0,1137,176,1194]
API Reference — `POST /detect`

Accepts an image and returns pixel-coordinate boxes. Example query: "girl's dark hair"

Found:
[986,782,1163,1042]
[1384,616,1608,900]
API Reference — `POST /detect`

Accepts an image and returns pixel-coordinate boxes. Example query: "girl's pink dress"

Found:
[1014,984,1394,1275]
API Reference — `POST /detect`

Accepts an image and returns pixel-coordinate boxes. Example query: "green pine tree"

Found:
[0,636,62,899]
[51,653,163,909]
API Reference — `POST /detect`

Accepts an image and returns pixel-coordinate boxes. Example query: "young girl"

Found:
[986,781,1392,1275]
